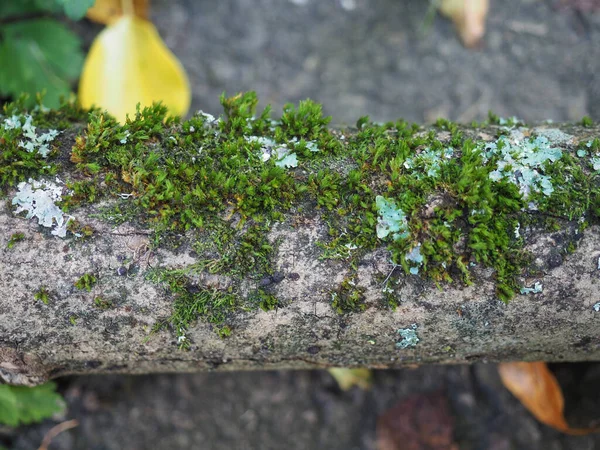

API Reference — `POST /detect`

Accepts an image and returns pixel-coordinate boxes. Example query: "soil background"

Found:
[3,0,600,448]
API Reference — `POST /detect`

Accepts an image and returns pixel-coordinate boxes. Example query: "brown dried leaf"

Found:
[439,0,489,48]
[498,362,599,435]
[377,392,458,450]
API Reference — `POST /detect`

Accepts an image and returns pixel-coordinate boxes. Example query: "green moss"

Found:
[7,232,25,249]
[253,289,280,312]
[146,267,240,349]
[74,273,97,292]
[34,286,50,304]
[93,296,113,310]
[66,219,94,238]
[191,220,276,278]
[581,116,594,127]
[331,275,366,314]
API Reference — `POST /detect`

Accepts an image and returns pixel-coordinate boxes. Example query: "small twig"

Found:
[382,262,400,286]
[38,419,79,450]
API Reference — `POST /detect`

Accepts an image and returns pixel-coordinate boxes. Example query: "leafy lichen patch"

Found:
[12,178,73,238]
[396,324,419,348]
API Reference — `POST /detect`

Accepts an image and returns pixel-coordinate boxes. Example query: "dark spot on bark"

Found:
[574,336,592,349]
[62,245,69,253]
[186,284,201,294]
[117,266,128,276]
[547,251,563,269]
[85,360,102,369]
[117,254,127,262]
[307,345,321,355]
[188,250,198,258]
[271,271,285,283]
[288,272,300,281]
[259,277,272,287]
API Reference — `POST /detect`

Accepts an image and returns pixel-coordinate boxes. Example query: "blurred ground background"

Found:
[3,0,600,448]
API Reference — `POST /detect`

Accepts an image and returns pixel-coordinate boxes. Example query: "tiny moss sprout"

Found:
[581,116,594,128]
[75,273,97,292]
[7,232,25,249]
[34,286,51,304]
[331,276,366,314]
[93,296,113,309]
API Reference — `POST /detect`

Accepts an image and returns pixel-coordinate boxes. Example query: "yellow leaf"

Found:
[328,368,372,391]
[439,0,489,48]
[87,0,148,25]
[78,16,190,123]
[498,362,599,435]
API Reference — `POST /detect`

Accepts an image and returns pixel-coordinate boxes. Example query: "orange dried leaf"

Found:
[498,362,599,435]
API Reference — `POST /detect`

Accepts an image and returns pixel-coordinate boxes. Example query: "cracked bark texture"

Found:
[1,124,600,386]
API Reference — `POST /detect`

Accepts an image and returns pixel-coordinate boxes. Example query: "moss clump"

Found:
[93,296,113,310]
[331,276,366,314]
[147,268,240,349]
[191,220,276,278]
[7,232,25,249]
[74,273,97,292]
[581,116,594,127]
[253,289,280,312]
[34,286,50,304]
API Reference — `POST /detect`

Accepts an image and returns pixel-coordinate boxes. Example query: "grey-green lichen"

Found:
[396,324,419,348]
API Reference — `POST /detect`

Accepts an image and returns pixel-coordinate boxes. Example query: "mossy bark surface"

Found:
[1,99,600,385]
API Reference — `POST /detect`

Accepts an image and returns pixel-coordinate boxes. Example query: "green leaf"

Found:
[56,0,95,20]
[0,382,66,427]
[0,0,63,19]
[0,18,83,107]
[0,386,19,427]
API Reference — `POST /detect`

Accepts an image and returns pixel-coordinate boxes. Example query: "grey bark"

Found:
[1,124,600,386]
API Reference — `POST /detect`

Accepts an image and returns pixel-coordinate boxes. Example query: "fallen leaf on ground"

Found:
[439,0,489,48]
[328,368,372,391]
[78,15,190,123]
[498,361,599,435]
[377,391,458,450]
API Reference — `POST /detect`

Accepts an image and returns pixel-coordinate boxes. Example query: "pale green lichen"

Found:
[405,244,424,275]
[485,135,562,198]
[520,282,543,295]
[403,146,453,178]
[396,324,419,348]
[2,114,59,158]
[12,178,73,237]
[245,135,298,168]
[376,195,409,241]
